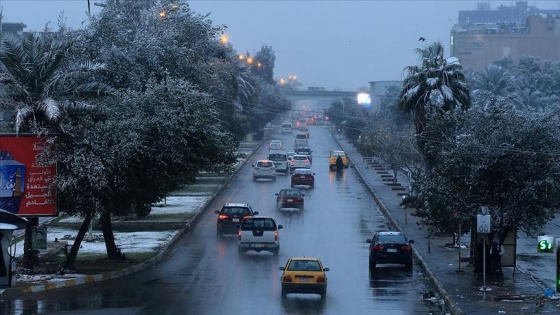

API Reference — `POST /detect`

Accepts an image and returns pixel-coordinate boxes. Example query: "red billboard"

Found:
[0,135,56,217]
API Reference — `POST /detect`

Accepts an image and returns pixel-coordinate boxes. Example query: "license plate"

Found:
[387,248,397,253]
[253,244,265,248]
[299,176,306,178]
[232,218,239,222]
[298,277,311,283]
[287,199,293,202]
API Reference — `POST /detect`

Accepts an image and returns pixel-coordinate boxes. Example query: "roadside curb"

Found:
[7,141,264,296]
[332,137,465,315]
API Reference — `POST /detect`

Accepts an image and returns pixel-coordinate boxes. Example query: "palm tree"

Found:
[0,32,112,268]
[0,32,113,134]
[398,41,471,138]
[471,64,513,98]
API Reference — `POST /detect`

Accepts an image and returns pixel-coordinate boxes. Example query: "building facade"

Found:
[451,1,560,71]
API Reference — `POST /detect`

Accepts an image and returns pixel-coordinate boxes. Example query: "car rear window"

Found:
[296,134,307,139]
[377,234,407,243]
[240,218,277,231]
[293,156,307,160]
[257,161,273,167]
[223,207,251,215]
[288,260,321,271]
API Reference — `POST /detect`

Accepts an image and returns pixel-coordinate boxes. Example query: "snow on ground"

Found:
[13,195,210,258]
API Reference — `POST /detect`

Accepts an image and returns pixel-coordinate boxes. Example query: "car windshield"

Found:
[288,260,321,271]
[377,234,407,244]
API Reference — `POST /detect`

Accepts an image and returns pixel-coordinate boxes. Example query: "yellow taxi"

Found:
[278,257,330,299]
[329,150,349,170]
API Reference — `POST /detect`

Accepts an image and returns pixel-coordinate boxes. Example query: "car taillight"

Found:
[218,214,229,220]
[401,245,411,252]
[282,275,293,282]
[274,231,279,241]
[238,231,242,240]
[373,244,384,251]
[317,276,326,283]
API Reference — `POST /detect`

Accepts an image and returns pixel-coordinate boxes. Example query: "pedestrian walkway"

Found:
[335,137,560,315]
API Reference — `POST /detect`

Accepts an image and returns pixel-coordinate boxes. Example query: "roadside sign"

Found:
[538,235,554,253]
[476,214,491,234]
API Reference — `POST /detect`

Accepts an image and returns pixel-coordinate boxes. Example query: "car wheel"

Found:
[273,246,279,255]
[310,183,314,188]
[320,289,327,299]
[281,287,287,298]
[216,229,222,237]
[238,247,244,255]
[291,182,294,187]
[273,176,276,181]
[253,176,257,181]
[369,260,376,271]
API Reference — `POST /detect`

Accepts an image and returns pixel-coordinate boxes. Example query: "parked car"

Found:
[366,231,414,270]
[279,257,329,299]
[269,140,284,150]
[295,147,312,162]
[214,203,258,236]
[329,150,349,171]
[291,168,315,188]
[276,188,305,210]
[288,155,311,172]
[237,216,283,255]
[252,160,276,181]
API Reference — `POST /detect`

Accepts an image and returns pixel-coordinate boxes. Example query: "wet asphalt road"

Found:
[1,107,443,315]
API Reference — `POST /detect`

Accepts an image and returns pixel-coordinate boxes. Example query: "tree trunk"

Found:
[100,211,121,260]
[62,212,91,270]
[22,217,39,270]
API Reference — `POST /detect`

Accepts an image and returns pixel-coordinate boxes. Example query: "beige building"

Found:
[451,14,560,71]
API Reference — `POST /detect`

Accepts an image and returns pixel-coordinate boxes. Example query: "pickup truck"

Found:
[237,216,283,255]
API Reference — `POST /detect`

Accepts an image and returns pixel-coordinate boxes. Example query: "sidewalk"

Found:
[335,136,560,314]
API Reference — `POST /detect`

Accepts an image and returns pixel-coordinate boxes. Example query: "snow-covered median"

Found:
[14,195,210,258]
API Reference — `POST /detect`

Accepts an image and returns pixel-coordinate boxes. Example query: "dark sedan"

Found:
[215,203,258,236]
[366,231,414,270]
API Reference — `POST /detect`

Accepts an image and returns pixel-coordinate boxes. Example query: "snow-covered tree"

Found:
[398,41,471,166]
[56,78,237,268]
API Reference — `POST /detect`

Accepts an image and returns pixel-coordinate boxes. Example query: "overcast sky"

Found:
[2,0,560,90]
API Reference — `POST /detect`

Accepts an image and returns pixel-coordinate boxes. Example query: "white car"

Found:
[237,216,283,255]
[289,155,311,172]
[269,140,284,150]
[252,160,277,181]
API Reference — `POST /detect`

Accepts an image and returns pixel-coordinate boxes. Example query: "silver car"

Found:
[252,160,277,181]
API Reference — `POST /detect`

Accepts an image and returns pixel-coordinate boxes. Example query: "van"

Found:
[268,149,289,173]
[295,133,308,148]
[281,122,292,134]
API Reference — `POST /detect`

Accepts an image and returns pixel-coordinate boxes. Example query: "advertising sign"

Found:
[31,226,47,250]
[0,135,56,216]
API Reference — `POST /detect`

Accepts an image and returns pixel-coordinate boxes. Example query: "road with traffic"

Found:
[2,109,442,314]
